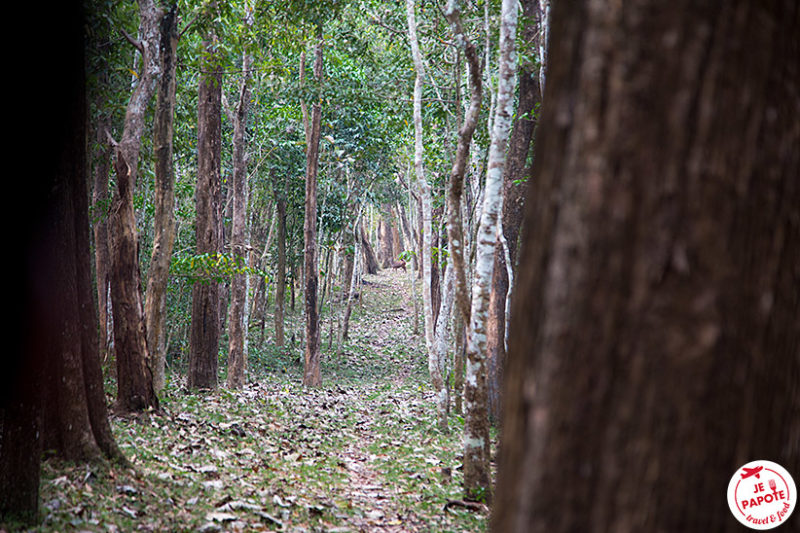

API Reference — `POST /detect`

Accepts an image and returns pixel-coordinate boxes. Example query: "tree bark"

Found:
[493,1,800,531]
[226,50,253,389]
[274,184,287,348]
[486,0,541,424]
[3,9,125,517]
[110,0,162,413]
[303,31,324,387]
[145,3,178,394]
[92,106,112,367]
[188,34,223,391]
[463,0,520,504]
[406,0,436,371]
[359,223,380,274]
[342,215,363,343]
[444,0,483,326]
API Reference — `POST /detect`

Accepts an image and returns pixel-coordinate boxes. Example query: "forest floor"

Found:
[27,269,491,533]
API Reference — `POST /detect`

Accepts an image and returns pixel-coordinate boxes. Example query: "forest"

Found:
[2,0,799,532]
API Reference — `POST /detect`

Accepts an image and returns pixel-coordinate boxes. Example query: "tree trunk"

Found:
[145,3,178,394]
[378,208,395,268]
[274,186,287,348]
[463,0,519,504]
[444,0,483,326]
[359,223,380,275]
[432,253,455,432]
[493,1,800,531]
[92,107,112,367]
[486,0,541,424]
[226,50,253,389]
[406,0,436,371]
[303,31,324,387]
[188,34,223,391]
[342,215,363,343]
[3,9,125,517]
[110,0,162,413]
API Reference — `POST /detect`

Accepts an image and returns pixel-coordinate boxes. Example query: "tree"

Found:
[145,2,179,394]
[492,0,800,530]
[486,0,541,423]
[109,0,162,413]
[444,0,483,328]
[463,0,520,503]
[226,7,255,389]
[302,28,324,387]
[188,32,223,391]
[274,179,288,348]
[406,0,449,432]
[2,3,125,519]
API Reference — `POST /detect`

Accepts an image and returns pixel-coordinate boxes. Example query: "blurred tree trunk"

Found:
[145,3,178,394]
[493,0,800,531]
[109,0,162,413]
[188,34,223,391]
[2,5,125,518]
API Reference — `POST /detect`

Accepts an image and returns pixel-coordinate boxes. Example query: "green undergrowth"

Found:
[20,270,488,532]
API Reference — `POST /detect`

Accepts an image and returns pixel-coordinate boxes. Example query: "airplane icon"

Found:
[741,466,764,480]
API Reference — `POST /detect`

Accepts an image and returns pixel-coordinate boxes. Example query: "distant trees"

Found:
[493,0,800,530]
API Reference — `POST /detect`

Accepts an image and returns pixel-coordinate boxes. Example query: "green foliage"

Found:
[398,249,417,263]
[170,252,269,284]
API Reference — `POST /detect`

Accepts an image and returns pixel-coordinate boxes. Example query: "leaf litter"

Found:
[27,269,489,532]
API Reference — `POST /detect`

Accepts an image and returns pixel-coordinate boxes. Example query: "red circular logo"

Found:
[727,460,796,529]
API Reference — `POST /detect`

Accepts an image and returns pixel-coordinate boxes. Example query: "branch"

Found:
[120,27,144,54]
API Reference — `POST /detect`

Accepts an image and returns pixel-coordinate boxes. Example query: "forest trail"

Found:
[35,268,486,533]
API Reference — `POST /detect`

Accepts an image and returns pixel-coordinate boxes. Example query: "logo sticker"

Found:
[727,460,796,529]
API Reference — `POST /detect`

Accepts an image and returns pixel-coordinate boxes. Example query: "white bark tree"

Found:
[462,0,520,503]
[406,0,448,431]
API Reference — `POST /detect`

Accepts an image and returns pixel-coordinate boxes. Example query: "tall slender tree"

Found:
[493,0,800,530]
[145,2,178,393]
[486,0,541,423]
[188,32,223,390]
[406,0,448,431]
[226,6,255,389]
[462,0,520,503]
[444,0,483,327]
[302,28,324,387]
[274,178,288,348]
